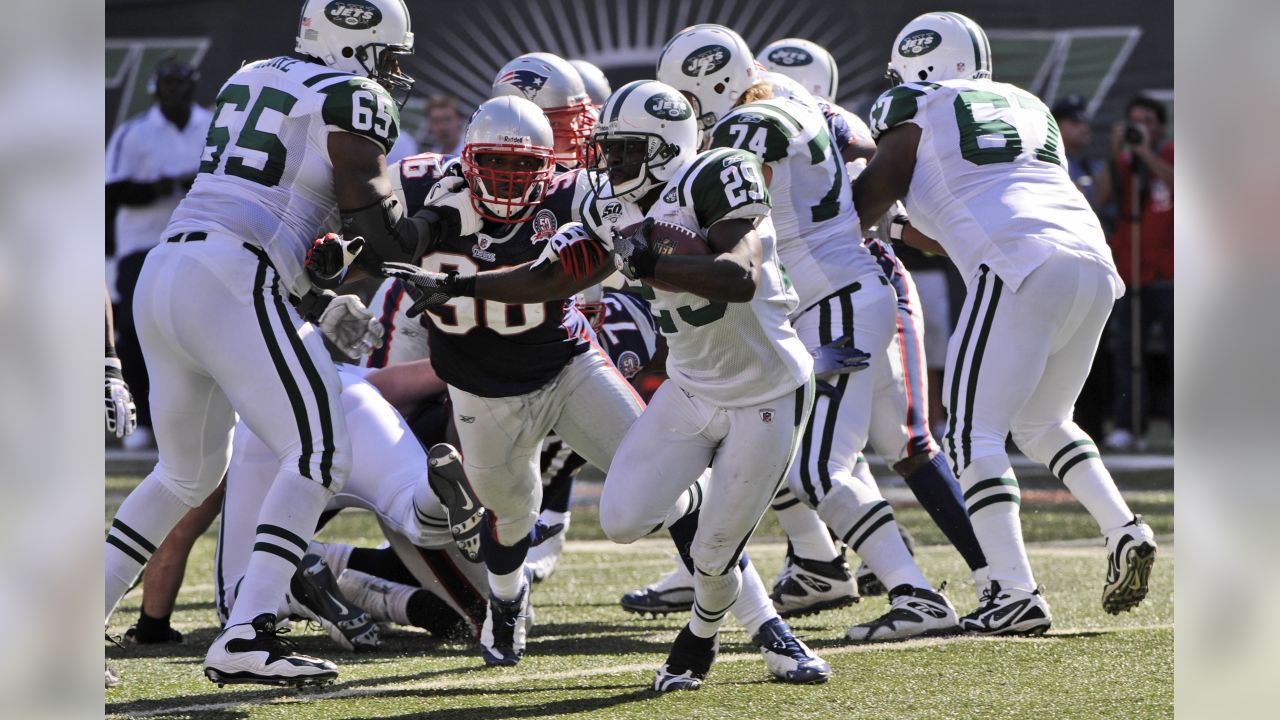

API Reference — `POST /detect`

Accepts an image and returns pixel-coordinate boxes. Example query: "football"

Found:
[617,219,711,292]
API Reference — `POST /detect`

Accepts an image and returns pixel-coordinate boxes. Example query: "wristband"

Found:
[450,273,477,297]
[630,249,659,279]
[888,216,908,243]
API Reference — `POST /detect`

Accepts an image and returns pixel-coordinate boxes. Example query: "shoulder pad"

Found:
[682,148,771,230]
[320,77,400,154]
[867,82,940,140]
[710,102,798,163]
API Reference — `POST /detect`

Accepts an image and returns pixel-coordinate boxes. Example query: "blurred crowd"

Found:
[106,59,1173,454]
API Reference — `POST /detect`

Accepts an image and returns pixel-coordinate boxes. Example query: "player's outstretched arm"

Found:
[644,218,762,303]
[852,123,920,232]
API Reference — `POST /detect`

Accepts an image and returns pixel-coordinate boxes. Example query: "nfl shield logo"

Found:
[759,409,775,423]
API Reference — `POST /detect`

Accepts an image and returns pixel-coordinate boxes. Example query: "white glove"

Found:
[424,176,483,237]
[318,295,385,358]
[105,357,137,439]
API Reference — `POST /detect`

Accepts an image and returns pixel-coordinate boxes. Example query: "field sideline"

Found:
[106,475,1173,719]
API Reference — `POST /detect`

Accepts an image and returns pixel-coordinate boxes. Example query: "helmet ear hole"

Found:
[713,82,725,94]
[918,68,930,81]
[341,46,355,58]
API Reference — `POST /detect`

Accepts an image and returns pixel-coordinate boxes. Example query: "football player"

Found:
[657,24,958,642]
[216,364,489,647]
[378,90,833,686]
[856,12,1157,633]
[569,58,613,114]
[571,79,832,691]
[759,36,990,607]
[104,0,419,687]
[491,52,596,170]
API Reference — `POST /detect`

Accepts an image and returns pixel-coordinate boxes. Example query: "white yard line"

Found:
[109,624,1173,718]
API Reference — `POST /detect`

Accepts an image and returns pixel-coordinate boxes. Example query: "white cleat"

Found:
[203,614,338,687]
[770,553,858,618]
[1102,515,1158,614]
[960,582,1053,636]
[846,584,959,643]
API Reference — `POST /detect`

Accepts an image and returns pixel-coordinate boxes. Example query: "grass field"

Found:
[105,474,1173,719]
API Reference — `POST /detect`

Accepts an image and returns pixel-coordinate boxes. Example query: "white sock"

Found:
[226,473,333,627]
[488,568,526,601]
[1019,427,1133,535]
[689,565,741,638]
[817,474,930,590]
[308,541,354,578]
[729,561,775,637]
[960,455,1036,592]
[538,509,569,528]
[338,569,417,625]
[773,500,838,561]
[105,474,193,621]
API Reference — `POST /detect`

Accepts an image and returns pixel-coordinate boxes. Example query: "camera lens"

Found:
[1124,124,1144,144]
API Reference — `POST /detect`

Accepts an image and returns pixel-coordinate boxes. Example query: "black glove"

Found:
[381,262,476,317]
[305,233,366,287]
[610,217,660,280]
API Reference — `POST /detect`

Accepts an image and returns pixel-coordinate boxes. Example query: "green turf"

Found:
[105,475,1173,719]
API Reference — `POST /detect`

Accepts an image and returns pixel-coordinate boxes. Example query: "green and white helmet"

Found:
[757,38,839,101]
[295,0,414,97]
[656,24,758,139]
[590,80,697,203]
[887,12,992,86]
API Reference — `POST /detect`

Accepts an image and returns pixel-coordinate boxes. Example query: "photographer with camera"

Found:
[1096,95,1175,450]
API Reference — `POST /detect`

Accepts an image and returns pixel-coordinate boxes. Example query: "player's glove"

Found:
[811,334,871,379]
[318,294,385,358]
[381,262,477,318]
[610,217,660,280]
[105,357,137,439]
[548,223,608,280]
[423,176,483,238]
[872,202,909,246]
[305,232,366,287]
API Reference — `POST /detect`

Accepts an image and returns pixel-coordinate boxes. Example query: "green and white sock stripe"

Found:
[105,519,157,566]
[252,523,309,567]
[963,475,1021,515]
[841,499,896,552]
[1048,439,1101,481]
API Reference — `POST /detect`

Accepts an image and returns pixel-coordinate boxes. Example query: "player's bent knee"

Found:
[1011,421,1086,466]
[598,501,647,544]
[494,511,539,546]
[690,538,738,578]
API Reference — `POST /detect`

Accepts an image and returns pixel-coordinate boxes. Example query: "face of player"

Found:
[473,152,545,199]
[596,137,650,188]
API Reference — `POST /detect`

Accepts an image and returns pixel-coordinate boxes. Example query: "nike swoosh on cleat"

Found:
[324,591,350,616]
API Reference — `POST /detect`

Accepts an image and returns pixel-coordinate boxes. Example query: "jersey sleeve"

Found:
[687,149,772,229]
[867,82,939,140]
[105,116,144,183]
[320,77,400,155]
[708,108,792,163]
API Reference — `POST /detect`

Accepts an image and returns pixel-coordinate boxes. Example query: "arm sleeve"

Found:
[708,111,792,163]
[104,119,141,184]
[321,78,401,155]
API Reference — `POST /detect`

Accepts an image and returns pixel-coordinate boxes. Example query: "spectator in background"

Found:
[1096,95,1175,450]
[1053,94,1102,209]
[424,94,465,155]
[1053,93,1109,439]
[105,58,212,450]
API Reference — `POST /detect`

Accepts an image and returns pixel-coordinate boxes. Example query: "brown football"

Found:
[616,220,711,293]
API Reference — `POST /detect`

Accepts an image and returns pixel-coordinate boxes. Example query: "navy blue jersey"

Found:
[596,290,659,378]
[817,99,853,152]
[404,168,594,397]
[394,151,462,211]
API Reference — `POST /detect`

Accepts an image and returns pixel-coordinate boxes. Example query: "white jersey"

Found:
[581,148,813,406]
[167,56,400,294]
[710,96,881,313]
[868,78,1116,291]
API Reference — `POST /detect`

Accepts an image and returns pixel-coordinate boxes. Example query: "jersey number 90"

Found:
[417,254,547,336]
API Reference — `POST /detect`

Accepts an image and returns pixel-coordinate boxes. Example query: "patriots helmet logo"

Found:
[497,69,549,100]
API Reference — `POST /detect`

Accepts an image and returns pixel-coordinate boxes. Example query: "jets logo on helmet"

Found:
[324,0,381,28]
[898,30,942,58]
[682,45,731,77]
[644,93,693,121]
[497,69,550,100]
[767,47,813,66]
